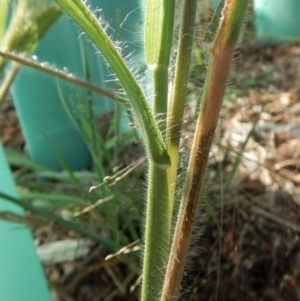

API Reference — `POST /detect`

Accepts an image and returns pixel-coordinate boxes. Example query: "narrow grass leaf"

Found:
[5,148,55,173]
[145,0,175,66]
[39,130,91,200]
[0,191,119,250]
[20,192,83,206]
[223,104,263,192]
[0,0,8,46]
[203,0,226,43]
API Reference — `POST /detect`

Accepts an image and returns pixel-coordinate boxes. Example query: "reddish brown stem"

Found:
[160,45,235,301]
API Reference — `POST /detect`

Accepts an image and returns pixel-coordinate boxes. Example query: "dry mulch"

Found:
[0,93,24,150]
[184,44,300,301]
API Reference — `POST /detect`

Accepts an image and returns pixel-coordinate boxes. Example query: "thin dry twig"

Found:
[251,206,300,233]
[0,50,117,100]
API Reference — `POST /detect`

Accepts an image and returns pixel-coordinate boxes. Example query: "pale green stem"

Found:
[0,0,8,41]
[145,0,175,138]
[152,65,169,138]
[166,0,198,222]
[150,64,171,235]
[141,1,175,300]
[141,65,170,301]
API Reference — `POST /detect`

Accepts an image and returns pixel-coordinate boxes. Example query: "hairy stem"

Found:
[166,0,198,220]
[142,162,169,301]
[141,2,175,300]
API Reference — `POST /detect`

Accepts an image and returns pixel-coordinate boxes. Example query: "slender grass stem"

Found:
[152,65,169,137]
[145,0,175,138]
[142,162,169,301]
[166,0,198,220]
[141,2,175,300]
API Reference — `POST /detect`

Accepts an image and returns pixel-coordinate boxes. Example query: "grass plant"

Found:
[0,0,250,300]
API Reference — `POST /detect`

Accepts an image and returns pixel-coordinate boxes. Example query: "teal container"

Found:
[9,0,145,170]
[0,143,51,301]
[254,0,300,44]
[210,0,221,8]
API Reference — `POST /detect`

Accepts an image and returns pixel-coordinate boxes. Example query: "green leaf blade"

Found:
[145,0,175,66]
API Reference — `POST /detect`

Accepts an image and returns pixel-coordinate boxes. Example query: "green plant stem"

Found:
[145,0,175,136]
[141,2,174,300]
[145,0,175,67]
[141,66,170,301]
[166,0,198,220]
[152,65,169,136]
[161,1,249,300]
[142,162,169,301]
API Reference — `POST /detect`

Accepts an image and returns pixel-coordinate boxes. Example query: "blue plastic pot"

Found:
[254,0,300,44]
[9,0,145,170]
[0,143,51,301]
